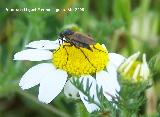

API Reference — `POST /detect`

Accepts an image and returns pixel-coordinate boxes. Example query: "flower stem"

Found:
[76,102,89,117]
[17,90,71,117]
[146,86,157,116]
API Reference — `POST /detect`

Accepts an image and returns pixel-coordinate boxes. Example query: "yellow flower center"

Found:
[53,43,109,76]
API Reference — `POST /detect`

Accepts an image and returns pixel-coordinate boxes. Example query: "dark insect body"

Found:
[59,29,96,51]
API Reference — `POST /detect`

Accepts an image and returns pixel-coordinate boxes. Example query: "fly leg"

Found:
[63,46,69,67]
[93,45,106,53]
[70,43,97,70]
[62,43,74,67]
[78,47,97,70]
[53,38,64,54]
[53,38,71,54]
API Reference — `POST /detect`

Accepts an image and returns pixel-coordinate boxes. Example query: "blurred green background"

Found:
[0,0,159,117]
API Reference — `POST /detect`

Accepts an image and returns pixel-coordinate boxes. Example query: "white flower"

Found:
[14,40,125,113]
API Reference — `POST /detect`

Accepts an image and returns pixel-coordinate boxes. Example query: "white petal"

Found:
[101,44,107,50]
[119,52,140,71]
[64,80,80,99]
[26,40,60,50]
[38,65,67,103]
[142,54,150,80]
[108,53,125,69]
[96,70,120,101]
[79,76,100,113]
[132,64,141,81]
[106,61,117,77]
[14,49,52,61]
[19,63,56,90]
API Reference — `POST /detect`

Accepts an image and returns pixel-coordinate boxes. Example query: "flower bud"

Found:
[118,52,150,82]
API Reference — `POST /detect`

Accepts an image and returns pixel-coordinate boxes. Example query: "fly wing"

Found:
[71,32,96,45]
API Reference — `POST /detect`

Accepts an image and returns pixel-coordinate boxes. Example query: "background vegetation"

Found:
[0,0,159,116]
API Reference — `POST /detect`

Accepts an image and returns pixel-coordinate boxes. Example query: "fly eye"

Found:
[64,29,73,35]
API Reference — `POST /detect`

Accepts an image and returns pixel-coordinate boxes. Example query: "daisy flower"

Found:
[14,39,124,113]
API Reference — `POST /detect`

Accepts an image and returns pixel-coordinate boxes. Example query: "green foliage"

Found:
[149,52,160,81]
[117,78,150,116]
